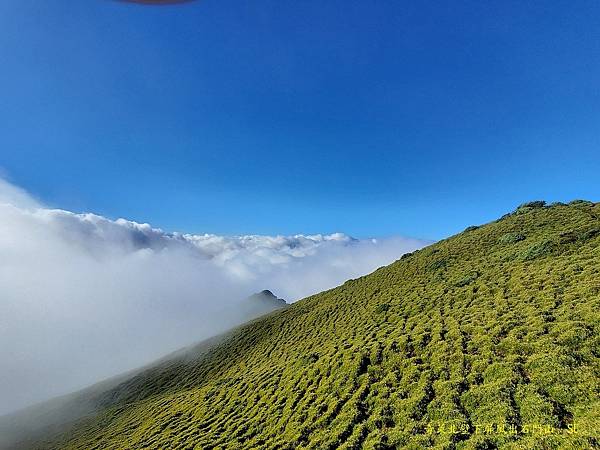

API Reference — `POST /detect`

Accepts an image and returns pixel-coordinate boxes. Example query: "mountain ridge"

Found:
[247,289,287,307]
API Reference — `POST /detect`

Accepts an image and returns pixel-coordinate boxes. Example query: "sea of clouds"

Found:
[0,178,428,414]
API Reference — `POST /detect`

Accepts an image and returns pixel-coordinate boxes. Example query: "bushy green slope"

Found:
[38,202,600,449]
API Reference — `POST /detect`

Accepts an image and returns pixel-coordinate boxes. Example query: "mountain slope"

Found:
[0,292,287,450]
[0,333,232,450]
[9,201,600,449]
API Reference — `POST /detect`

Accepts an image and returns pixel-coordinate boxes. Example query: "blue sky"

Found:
[1,0,599,240]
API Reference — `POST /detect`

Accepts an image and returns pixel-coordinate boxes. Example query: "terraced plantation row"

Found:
[38,201,600,449]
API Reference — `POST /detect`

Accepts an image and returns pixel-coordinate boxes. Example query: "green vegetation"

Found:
[514,201,546,215]
[17,202,600,449]
[498,232,526,245]
[521,240,556,261]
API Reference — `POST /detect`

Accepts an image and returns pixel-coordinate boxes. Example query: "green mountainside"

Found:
[5,201,600,449]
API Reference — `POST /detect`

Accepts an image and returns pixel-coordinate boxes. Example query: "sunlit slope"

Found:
[44,202,600,449]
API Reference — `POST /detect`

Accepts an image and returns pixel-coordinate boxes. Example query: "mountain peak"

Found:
[259,289,275,297]
[247,289,287,306]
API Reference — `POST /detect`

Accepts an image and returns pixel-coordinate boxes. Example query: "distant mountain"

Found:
[2,201,599,449]
[233,289,287,325]
[247,289,287,308]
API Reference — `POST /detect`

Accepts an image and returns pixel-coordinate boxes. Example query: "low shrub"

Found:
[521,240,556,261]
[569,200,593,207]
[499,232,526,244]
[455,271,480,287]
[375,303,391,314]
[514,201,546,215]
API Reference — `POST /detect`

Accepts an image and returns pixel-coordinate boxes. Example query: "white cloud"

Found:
[0,179,428,414]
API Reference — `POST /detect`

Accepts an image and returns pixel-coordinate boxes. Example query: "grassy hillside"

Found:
[14,201,600,449]
[0,334,230,450]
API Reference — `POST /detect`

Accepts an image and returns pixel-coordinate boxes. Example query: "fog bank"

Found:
[0,178,428,414]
